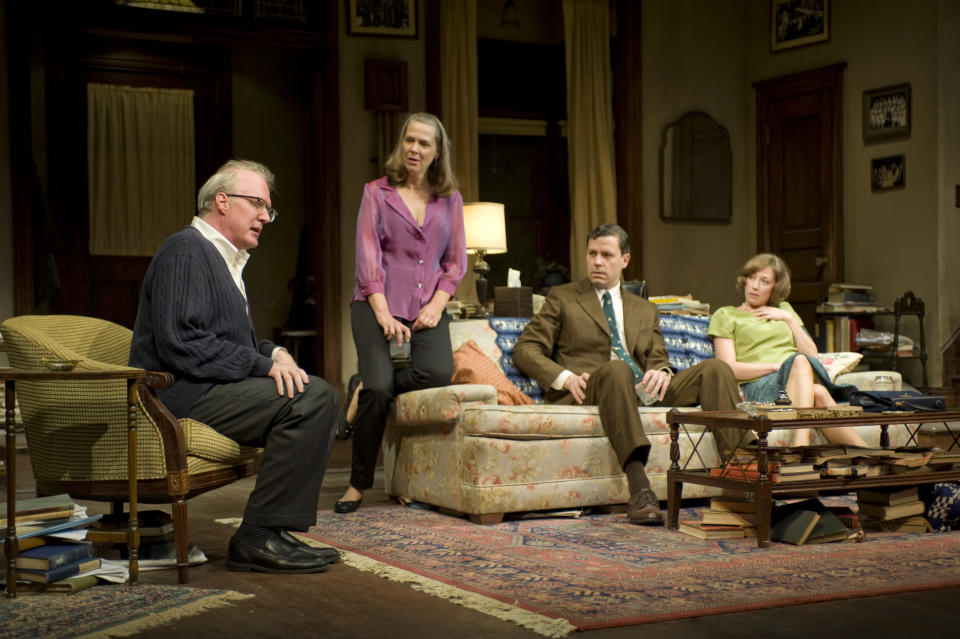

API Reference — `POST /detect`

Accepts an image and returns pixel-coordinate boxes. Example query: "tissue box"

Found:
[494,287,533,317]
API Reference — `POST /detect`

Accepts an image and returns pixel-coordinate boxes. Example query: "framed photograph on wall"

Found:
[871,154,905,192]
[771,0,830,51]
[863,83,911,143]
[347,0,417,37]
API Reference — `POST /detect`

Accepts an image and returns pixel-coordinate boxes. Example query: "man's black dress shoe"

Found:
[336,374,362,440]
[333,498,362,514]
[278,529,341,563]
[227,532,329,573]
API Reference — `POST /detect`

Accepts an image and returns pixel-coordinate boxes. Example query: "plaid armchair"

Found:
[0,315,261,582]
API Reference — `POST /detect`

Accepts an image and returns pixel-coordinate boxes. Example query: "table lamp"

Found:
[463,202,507,315]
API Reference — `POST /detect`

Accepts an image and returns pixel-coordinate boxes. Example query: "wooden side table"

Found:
[2,367,164,597]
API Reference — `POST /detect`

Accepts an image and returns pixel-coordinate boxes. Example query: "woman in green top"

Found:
[708,253,866,447]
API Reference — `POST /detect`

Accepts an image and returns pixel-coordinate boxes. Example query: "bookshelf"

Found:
[816,290,928,392]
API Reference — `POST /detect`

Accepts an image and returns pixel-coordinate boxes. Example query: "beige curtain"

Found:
[563,0,618,281]
[87,83,195,256]
[440,0,481,304]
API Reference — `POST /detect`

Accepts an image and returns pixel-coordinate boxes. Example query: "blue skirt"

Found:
[741,353,855,403]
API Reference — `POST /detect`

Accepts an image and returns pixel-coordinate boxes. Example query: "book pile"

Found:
[0,494,109,592]
[771,498,859,545]
[92,509,175,560]
[710,447,822,482]
[648,294,710,315]
[678,497,757,539]
[856,486,932,533]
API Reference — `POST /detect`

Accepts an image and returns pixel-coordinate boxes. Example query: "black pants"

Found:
[188,374,338,531]
[350,300,454,490]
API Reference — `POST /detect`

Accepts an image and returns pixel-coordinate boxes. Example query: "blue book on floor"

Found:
[17,556,102,584]
[15,541,95,570]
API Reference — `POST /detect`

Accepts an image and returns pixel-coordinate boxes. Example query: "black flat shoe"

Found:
[336,373,362,440]
[334,498,362,514]
[227,532,329,573]
[278,529,341,563]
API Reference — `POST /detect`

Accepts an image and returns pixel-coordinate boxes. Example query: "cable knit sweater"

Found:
[129,226,276,418]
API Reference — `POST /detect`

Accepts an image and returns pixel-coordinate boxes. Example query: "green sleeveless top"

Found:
[707,301,803,382]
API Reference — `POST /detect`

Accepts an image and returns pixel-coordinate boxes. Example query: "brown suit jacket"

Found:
[514,279,673,403]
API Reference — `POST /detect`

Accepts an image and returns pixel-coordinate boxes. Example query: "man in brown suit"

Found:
[514,223,740,525]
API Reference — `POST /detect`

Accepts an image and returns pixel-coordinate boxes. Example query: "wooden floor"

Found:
[6,439,960,638]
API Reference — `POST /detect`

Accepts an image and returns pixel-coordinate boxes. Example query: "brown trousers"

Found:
[572,358,743,468]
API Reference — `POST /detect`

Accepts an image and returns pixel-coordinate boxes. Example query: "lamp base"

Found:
[472,250,491,317]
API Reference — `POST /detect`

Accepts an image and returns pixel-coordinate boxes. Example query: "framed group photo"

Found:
[871,154,905,193]
[863,83,911,143]
[347,0,417,37]
[771,0,830,52]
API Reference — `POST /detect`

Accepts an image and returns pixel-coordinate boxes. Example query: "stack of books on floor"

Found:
[678,497,758,539]
[771,498,860,545]
[710,447,822,482]
[1,493,108,592]
[857,486,932,533]
[92,509,175,560]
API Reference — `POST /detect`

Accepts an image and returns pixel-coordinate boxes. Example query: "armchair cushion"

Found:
[816,351,864,382]
[452,339,533,406]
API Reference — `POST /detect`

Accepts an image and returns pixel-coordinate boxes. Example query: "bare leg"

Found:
[785,356,816,446]
[813,384,868,446]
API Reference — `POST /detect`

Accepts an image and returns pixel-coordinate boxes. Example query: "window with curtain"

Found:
[87,83,195,256]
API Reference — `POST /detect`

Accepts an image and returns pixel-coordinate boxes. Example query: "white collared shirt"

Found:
[191,216,249,301]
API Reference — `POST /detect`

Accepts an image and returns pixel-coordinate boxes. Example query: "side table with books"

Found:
[665,408,960,548]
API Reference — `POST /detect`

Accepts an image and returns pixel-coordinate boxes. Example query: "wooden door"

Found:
[754,64,845,328]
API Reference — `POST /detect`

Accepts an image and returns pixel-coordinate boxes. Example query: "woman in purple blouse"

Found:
[335,113,467,514]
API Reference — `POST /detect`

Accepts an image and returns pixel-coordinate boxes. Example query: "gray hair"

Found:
[384,112,458,197]
[197,159,276,216]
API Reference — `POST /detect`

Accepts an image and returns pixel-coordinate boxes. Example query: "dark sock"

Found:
[624,448,652,495]
[234,522,274,550]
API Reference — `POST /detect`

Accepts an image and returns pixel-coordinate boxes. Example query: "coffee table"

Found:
[665,408,960,547]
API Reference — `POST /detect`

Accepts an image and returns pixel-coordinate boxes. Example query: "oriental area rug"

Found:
[0,584,253,639]
[304,505,960,638]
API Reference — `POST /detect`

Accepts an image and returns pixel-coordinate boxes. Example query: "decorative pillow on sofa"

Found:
[816,352,864,382]
[452,339,535,406]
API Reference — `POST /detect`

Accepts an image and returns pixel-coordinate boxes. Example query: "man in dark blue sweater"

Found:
[130,160,339,574]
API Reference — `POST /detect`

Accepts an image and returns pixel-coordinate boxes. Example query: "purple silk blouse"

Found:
[352,176,467,322]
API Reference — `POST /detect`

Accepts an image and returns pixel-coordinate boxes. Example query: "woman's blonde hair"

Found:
[384,112,458,197]
[736,253,791,305]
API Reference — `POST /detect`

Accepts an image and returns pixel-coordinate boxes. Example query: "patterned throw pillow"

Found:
[816,352,864,382]
[920,482,960,532]
[452,339,535,406]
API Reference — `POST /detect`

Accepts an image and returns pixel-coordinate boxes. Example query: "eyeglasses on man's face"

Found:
[225,193,278,223]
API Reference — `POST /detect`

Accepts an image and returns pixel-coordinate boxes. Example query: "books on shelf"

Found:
[709,467,822,482]
[17,556,102,584]
[15,541,94,571]
[648,295,710,314]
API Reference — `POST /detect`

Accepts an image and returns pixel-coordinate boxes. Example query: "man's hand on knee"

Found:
[563,372,590,404]
[637,369,671,401]
[269,350,310,398]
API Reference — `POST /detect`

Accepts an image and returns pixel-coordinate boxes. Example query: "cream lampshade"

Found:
[463,202,507,315]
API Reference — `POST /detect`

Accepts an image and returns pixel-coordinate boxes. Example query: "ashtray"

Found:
[41,357,80,371]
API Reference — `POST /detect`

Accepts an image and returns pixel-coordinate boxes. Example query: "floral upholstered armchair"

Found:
[382,317,908,524]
